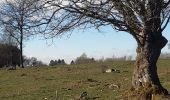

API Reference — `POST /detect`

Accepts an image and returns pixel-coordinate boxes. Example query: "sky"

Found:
[24,25,170,64]
[0,0,169,64]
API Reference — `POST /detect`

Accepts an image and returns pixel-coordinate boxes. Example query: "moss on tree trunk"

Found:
[129,34,169,99]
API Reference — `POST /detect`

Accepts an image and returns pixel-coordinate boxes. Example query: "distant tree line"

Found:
[0,43,20,68]
[74,53,95,64]
[0,43,46,68]
[160,52,170,59]
[24,57,46,67]
[68,53,133,65]
[68,53,96,65]
[49,53,96,66]
[103,55,133,62]
[49,59,66,66]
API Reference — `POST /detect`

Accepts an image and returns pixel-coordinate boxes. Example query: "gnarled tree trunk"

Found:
[132,33,168,98]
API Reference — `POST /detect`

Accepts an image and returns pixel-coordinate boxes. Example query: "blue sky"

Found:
[24,25,170,64]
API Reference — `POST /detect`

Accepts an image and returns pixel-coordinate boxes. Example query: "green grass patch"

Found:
[0,60,169,100]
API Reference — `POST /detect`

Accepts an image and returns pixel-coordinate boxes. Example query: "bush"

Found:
[0,43,20,67]
[49,59,66,66]
[75,53,96,64]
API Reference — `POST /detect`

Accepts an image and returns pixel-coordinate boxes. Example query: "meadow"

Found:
[0,59,170,100]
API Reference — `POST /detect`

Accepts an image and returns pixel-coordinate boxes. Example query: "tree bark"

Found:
[132,33,168,94]
[20,42,24,68]
[20,31,24,68]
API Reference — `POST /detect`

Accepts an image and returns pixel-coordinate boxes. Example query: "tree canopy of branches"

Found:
[40,0,170,98]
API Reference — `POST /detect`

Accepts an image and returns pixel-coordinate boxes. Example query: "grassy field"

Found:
[0,59,170,100]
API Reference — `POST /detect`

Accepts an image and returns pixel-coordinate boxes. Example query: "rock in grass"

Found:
[108,84,120,90]
[78,91,88,100]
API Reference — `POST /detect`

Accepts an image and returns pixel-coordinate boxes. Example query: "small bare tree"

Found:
[0,0,46,68]
[38,0,170,98]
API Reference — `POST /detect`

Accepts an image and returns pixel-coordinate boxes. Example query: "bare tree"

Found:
[0,0,46,68]
[39,0,170,98]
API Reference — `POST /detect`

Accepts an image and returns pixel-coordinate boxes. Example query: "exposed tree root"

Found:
[123,85,170,100]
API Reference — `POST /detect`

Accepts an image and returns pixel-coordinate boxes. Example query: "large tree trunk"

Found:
[131,33,168,98]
